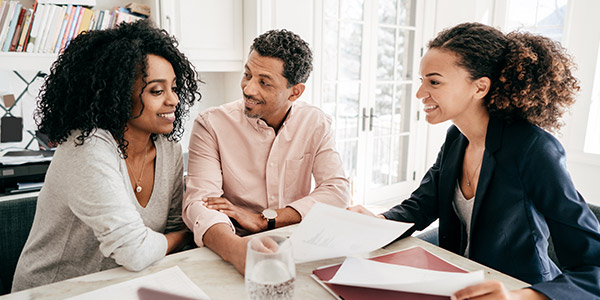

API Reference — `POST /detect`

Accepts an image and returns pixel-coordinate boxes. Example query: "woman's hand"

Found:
[451,280,549,300]
[347,205,386,219]
[165,229,193,254]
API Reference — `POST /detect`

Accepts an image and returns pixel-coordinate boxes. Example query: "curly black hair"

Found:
[428,22,580,132]
[250,29,313,87]
[35,19,201,157]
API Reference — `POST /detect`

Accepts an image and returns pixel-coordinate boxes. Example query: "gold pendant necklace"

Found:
[465,158,483,187]
[125,140,150,193]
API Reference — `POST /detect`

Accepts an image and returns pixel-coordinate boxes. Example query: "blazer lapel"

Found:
[439,131,468,253]
[470,118,503,237]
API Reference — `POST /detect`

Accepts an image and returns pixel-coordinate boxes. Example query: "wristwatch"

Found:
[262,208,277,230]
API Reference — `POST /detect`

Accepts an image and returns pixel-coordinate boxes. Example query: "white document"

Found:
[289,202,413,262]
[65,266,210,300]
[327,257,485,296]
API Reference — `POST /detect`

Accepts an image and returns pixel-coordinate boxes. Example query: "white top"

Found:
[453,180,475,257]
[12,129,185,291]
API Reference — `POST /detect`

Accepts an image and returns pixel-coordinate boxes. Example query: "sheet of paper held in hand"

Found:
[327,257,485,296]
[289,202,413,262]
[64,266,210,300]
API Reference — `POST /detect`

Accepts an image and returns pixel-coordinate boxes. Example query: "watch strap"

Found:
[267,217,276,230]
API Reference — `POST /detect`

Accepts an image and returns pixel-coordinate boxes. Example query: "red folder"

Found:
[312,246,467,300]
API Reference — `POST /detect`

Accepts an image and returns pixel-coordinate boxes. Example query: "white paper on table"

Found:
[327,257,485,296]
[65,266,210,300]
[289,202,413,262]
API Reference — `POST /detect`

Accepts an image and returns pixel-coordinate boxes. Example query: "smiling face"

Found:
[127,54,179,137]
[416,48,486,125]
[241,51,304,129]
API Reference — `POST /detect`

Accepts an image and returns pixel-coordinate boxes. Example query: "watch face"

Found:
[263,209,277,219]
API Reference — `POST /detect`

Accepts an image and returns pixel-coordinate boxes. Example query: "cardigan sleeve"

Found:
[520,133,600,298]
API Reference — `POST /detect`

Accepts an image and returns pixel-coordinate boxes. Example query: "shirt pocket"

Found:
[284,154,313,200]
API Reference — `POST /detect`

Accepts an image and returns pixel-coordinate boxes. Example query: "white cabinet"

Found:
[158,0,243,72]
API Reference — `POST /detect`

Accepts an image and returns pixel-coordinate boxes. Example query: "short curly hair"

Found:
[250,29,313,87]
[35,19,201,157]
[428,22,580,132]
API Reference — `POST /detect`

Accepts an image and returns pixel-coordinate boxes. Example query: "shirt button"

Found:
[270,195,275,200]
[269,162,274,167]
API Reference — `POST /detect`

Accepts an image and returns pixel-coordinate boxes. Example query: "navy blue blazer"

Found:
[383,117,600,299]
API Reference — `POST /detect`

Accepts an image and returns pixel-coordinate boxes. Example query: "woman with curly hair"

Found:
[350,22,600,299]
[12,19,200,291]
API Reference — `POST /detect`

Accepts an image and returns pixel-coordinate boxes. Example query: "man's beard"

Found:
[244,108,261,119]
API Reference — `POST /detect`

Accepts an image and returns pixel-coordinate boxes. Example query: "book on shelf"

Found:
[8,6,25,51]
[56,3,73,52]
[75,7,91,35]
[27,2,48,52]
[0,1,11,45]
[69,4,83,40]
[19,0,39,52]
[2,2,21,51]
[52,3,70,53]
[0,1,17,48]
[15,7,32,51]
[312,246,470,300]
[35,3,56,53]
[43,4,65,53]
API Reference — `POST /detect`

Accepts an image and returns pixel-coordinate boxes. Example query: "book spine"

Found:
[52,4,71,53]
[21,0,38,52]
[16,8,33,51]
[0,1,17,48]
[26,3,45,53]
[58,4,75,52]
[36,4,57,53]
[2,2,21,51]
[62,4,80,49]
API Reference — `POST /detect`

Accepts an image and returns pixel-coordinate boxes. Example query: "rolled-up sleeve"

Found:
[183,114,234,247]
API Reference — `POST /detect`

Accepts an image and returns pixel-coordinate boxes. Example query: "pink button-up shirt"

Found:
[183,99,350,246]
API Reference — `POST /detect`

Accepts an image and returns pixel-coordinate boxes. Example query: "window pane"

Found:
[391,135,409,183]
[339,23,362,80]
[337,82,360,139]
[396,29,415,80]
[371,137,391,187]
[398,0,416,27]
[324,0,339,19]
[393,84,412,134]
[338,139,358,182]
[378,0,397,25]
[506,0,568,42]
[377,27,396,80]
[340,0,364,20]
[374,84,393,136]
[506,0,539,29]
[322,83,337,118]
[323,21,339,80]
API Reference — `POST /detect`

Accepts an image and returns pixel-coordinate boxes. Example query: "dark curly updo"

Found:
[428,22,580,132]
[35,19,201,157]
[250,29,313,87]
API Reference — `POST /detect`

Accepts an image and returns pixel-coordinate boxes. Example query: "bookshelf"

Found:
[0,0,158,72]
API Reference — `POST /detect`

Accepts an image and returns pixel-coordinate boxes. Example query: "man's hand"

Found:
[347,205,386,219]
[451,280,549,300]
[203,197,266,233]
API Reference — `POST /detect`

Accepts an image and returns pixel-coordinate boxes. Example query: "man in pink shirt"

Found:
[182,29,350,273]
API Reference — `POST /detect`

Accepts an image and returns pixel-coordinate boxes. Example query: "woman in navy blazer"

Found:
[350,23,600,299]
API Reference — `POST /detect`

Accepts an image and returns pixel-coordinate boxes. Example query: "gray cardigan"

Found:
[12,129,185,291]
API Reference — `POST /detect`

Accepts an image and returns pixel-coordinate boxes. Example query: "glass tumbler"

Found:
[245,235,295,300]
